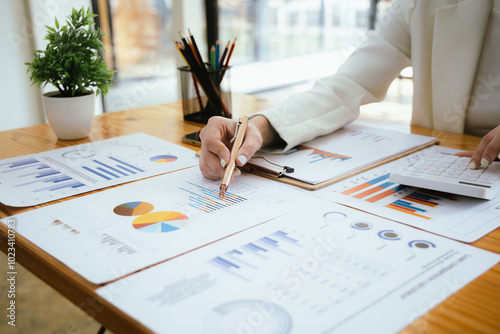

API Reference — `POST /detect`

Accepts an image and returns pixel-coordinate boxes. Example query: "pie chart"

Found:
[132,211,189,233]
[113,201,154,216]
[150,155,178,163]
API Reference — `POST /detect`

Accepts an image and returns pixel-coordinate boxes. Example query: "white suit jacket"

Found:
[260,0,492,152]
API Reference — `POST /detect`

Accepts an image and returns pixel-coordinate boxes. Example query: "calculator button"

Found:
[440,156,459,163]
[461,176,479,181]
[429,167,446,173]
[425,171,441,176]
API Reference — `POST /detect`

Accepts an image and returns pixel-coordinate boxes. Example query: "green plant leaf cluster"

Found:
[25,7,114,97]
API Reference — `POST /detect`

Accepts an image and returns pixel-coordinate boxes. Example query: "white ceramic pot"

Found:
[42,91,95,140]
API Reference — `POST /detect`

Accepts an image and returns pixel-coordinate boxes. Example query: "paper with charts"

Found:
[314,146,500,242]
[252,123,437,184]
[96,200,500,334]
[0,168,311,284]
[0,133,199,207]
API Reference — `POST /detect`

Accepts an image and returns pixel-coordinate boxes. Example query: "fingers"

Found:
[198,116,267,180]
[454,151,473,158]
[199,117,235,180]
[235,120,264,166]
[467,125,500,169]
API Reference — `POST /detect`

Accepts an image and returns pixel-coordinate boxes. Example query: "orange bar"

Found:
[386,204,431,220]
[341,183,372,195]
[403,196,438,207]
[366,189,396,203]
[354,186,383,199]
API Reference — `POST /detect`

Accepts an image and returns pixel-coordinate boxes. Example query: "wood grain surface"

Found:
[0,94,498,334]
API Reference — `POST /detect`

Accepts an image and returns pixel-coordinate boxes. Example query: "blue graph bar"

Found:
[108,157,144,172]
[378,181,395,189]
[1,163,44,173]
[117,165,137,174]
[410,192,440,201]
[8,158,39,167]
[208,258,250,282]
[390,184,408,192]
[97,167,120,178]
[180,182,247,213]
[82,166,112,180]
[36,170,60,178]
[393,200,427,212]
[209,230,306,282]
[33,181,84,192]
[273,231,303,246]
[93,160,128,177]
[367,173,391,185]
[258,238,293,256]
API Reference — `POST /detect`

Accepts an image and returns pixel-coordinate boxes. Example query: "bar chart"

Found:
[208,230,304,282]
[285,145,351,164]
[0,158,85,194]
[339,172,459,220]
[82,156,145,181]
[180,181,247,213]
[334,127,394,144]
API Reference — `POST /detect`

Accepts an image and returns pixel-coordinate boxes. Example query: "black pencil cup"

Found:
[178,65,232,124]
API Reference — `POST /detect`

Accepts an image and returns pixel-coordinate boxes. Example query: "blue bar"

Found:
[274,231,300,244]
[209,260,250,282]
[246,243,267,252]
[47,181,83,191]
[411,192,440,201]
[97,167,119,178]
[224,192,246,203]
[367,173,390,185]
[71,183,85,189]
[213,256,239,269]
[189,196,221,211]
[261,237,278,244]
[93,160,128,176]
[117,165,137,174]
[108,157,144,172]
[2,163,44,173]
[10,158,39,167]
[231,249,242,255]
[36,170,60,178]
[51,176,72,183]
[82,166,112,180]
[393,200,426,212]
[390,184,408,192]
[378,182,394,189]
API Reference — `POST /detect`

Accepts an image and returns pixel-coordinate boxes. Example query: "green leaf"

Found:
[24,6,114,97]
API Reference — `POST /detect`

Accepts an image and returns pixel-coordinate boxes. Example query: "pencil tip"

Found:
[219,185,227,199]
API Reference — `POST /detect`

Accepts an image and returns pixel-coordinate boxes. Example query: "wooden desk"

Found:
[0,95,498,333]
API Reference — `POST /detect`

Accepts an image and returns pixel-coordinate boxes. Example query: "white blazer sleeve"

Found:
[259,0,414,152]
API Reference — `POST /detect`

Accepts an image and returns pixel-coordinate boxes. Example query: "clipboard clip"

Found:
[241,156,294,178]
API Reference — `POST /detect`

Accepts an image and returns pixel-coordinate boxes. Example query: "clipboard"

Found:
[239,139,440,191]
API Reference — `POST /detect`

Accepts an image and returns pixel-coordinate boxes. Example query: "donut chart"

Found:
[149,155,178,163]
[113,201,154,216]
[132,211,188,233]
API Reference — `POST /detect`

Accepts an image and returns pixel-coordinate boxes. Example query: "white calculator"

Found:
[389,153,500,199]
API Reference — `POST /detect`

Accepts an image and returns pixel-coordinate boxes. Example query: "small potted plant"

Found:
[25,7,114,140]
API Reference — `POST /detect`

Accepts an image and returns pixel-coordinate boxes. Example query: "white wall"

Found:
[0,0,44,131]
[0,0,103,132]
